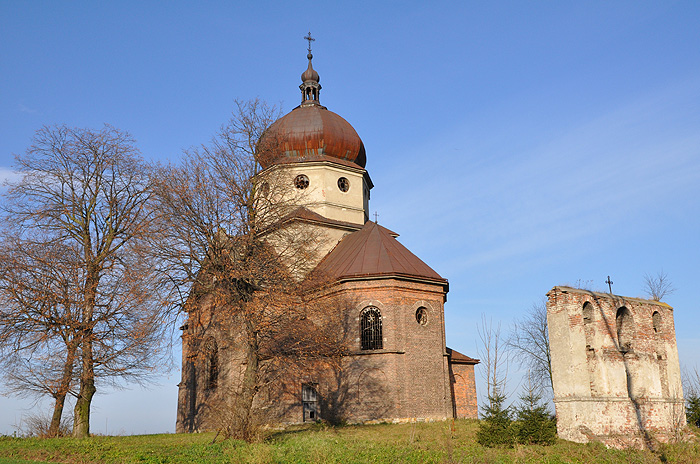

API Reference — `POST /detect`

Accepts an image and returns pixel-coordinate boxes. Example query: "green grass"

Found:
[0,420,699,464]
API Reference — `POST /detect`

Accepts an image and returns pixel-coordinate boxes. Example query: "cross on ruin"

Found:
[606,275,613,293]
[304,32,315,54]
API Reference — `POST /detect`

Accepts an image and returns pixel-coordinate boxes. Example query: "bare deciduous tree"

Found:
[477,315,509,402]
[643,270,676,301]
[0,125,171,438]
[153,99,346,441]
[476,315,513,446]
[507,298,552,396]
[0,240,81,437]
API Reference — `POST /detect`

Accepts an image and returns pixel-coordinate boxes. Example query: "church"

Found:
[176,45,478,432]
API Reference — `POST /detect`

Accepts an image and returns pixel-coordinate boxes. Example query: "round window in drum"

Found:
[337,177,350,192]
[295,174,309,189]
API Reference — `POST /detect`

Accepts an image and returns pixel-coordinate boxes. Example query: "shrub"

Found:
[19,412,71,438]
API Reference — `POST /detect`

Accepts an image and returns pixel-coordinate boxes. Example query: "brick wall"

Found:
[176,276,482,430]
[450,363,478,419]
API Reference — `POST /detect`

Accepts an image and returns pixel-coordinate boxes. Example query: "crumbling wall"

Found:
[547,286,685,448]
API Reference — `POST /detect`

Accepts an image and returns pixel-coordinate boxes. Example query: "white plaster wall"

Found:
[282,163,369,224]
[547,287,686,448]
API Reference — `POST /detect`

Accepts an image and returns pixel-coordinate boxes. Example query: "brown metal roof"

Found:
[283,207,364,231]
[314,221,447,287]
[257,105,366,169]
[446,347,480,365]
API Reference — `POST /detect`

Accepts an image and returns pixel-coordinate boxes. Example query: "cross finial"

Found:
[374,211,379,223]
[606,276,614,293]
[304,31,315,54]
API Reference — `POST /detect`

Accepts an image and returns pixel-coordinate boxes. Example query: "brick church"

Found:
[176,46,478,432]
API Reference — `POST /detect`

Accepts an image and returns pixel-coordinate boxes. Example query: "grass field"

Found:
[1,420,699,464]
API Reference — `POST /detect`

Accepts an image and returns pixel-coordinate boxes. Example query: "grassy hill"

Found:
[1,420,699,464]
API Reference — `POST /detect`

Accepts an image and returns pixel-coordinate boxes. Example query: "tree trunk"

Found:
[49,395,67,437]
[235,318,259,440]
[74,269,98,438]
[73,337,96,438]
[48,340,77,437]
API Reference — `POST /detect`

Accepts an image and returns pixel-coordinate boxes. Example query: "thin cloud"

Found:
[18,103,38,114]
[0,167,21,186]
[378,76,700,272]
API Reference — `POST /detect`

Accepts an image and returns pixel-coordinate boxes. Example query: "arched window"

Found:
[202,338,218,390]
[616,307,634,353]
[652,311,662,334]
[415,307,428,326]
[360,307,383,350]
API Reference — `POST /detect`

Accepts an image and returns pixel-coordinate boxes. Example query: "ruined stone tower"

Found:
[547,286,685,448]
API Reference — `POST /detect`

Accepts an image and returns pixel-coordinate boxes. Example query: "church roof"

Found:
[314,221,448,288]
[257,104,366,170]
[446,347,480,365]
[282,206,364,232]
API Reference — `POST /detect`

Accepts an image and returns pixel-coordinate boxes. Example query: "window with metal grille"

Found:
[202,338,218,391]
[360,307,383,350]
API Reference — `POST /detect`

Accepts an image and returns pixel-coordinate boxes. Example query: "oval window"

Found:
[337,177,350,192]
[416,307,428,326]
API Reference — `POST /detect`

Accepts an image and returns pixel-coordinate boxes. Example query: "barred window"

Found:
[203,338,218,390]
[360,307,383,350]
[302,383,318,422]
[415,307,428,326]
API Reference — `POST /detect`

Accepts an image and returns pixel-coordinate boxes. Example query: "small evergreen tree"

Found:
[687,394,700,428]
[683,366,700,429]
[477,390,514,447]
[513,386,557,445]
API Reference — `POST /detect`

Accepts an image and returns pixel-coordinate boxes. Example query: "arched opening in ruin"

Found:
[616,307,634,353]
[582,302,594,323]
[652,311,662,334]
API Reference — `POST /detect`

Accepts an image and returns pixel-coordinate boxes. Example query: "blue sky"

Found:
[1,1,699,434]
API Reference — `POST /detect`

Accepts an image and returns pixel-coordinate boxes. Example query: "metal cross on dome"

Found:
[304,32,315,54]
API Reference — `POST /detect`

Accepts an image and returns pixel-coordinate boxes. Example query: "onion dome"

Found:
[301,53,320,84]
[256,47,366,169]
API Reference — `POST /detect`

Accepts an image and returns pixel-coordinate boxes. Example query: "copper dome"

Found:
[257,103,366,169]
[256,50,366,170]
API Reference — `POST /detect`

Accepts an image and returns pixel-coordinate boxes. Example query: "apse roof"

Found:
[314,221,447,288]
[446,347,480,365]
